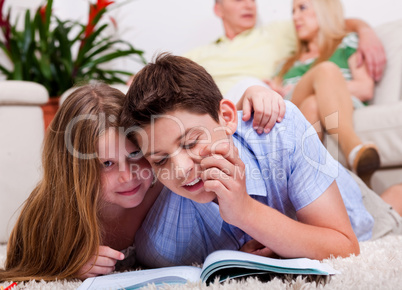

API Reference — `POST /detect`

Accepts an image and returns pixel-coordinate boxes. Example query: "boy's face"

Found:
[136,104,237,204]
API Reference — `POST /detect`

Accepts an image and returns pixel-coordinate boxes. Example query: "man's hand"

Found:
[356,26,386,82]
[239,85,286,134]
[200,142,255,226]
[77,246,125,279]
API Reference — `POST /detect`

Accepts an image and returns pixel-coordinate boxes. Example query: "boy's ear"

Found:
[219,99,238,135]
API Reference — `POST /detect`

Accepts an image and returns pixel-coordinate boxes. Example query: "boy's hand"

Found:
[240,239,278,258]
[200,142,255,226]
[77,246,125,279]
[240,85,286,134]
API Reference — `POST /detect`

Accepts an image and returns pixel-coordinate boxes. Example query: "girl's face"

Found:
[292,0,319,42]
[99,129,154,210]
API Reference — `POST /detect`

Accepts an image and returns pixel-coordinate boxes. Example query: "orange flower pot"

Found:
[41,97,60,130]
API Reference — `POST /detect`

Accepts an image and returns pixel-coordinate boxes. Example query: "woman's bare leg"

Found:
[298,95,323,141]
[290,62,380,186]
[291,61,361,159]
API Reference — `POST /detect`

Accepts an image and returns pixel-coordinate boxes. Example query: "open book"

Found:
[78,250,339,290]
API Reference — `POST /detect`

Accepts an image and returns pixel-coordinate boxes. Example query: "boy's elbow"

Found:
[323,235,360,260]
[348,238,360,257]
[339,236,360,258]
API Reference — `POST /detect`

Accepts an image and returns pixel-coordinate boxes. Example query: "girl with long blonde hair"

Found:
[0,83,163,281]
[269,0,380,186]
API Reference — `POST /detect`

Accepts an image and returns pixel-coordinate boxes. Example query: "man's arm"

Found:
[347,53,375,102]
[345,18,386,82]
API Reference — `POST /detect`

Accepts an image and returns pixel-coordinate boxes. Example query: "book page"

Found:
[78,266,202,290]
[200,250,338,282]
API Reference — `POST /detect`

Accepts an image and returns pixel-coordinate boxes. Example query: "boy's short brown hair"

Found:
[121,53,222,129]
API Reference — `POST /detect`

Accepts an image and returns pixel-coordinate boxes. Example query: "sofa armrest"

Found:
[0,80,48,105]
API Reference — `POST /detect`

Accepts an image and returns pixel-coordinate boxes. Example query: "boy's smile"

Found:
[137,109,233,203]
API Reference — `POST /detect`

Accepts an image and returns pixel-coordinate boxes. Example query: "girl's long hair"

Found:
[0,83,125,281]
[278,0,346,78]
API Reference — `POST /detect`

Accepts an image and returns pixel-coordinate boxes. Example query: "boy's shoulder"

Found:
[234,100,318,164]
[234,101,303,158]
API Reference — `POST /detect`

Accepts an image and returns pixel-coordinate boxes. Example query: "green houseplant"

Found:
[0,0,145,97]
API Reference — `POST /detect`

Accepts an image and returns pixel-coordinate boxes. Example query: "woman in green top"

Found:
[268,0,380,185]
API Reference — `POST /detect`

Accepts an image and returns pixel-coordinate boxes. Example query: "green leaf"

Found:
[22,10,33,54]
[34,11,47,50]
[80,38,119,64]
[53,21,73,61]
[44,0,53,36]
[38,55,52,80]
[12,59,22,80]
[79,50,136,70]
[8,38,21,63]
[0,42,12,60]
[75,24,109,64]
[0,64,12,77]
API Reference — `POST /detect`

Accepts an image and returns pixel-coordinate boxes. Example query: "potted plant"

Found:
[0,0,145,126]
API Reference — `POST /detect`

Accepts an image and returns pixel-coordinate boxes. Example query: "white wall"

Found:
[4,0,402,75]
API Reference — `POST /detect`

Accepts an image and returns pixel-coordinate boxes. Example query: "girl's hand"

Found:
[238,85,286,134]
[77,246,125,279]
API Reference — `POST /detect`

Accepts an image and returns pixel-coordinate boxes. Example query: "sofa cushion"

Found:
[353,102,402,168]
[372,168,402,195]
[373,19,402,105]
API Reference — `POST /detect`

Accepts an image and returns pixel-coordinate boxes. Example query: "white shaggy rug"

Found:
[1,234,402,289]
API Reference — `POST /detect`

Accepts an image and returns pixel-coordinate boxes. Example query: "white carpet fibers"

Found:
[1,234,401,289]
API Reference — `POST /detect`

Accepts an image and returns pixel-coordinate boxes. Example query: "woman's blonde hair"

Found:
[278,0,346,78]
[0,83,125,281]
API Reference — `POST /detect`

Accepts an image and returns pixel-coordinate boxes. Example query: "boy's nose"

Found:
[172,152,194,180]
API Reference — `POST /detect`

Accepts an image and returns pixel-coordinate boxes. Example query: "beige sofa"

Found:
[326,19,402,194]
[0,81,48,242]
[0,20,401,243]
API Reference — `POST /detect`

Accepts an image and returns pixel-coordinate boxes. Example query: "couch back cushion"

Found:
[372,19,402,105]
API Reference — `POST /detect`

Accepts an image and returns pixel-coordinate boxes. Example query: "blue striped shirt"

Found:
[135,101,374,268]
